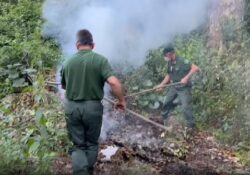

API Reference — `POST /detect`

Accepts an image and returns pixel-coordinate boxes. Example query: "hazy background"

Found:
[43,0,212,66]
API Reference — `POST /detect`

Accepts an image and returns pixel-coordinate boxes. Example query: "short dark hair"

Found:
[163,45,175,55]
[76,29,94,46]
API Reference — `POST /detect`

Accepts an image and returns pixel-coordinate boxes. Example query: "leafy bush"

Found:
[0,74,70,174]
[0,0,61,99]
[123,31,250,151]
[1,63,36,87]
[0,0,61,68]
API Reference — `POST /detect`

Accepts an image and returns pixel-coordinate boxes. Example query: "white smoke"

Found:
[42,0,211,66]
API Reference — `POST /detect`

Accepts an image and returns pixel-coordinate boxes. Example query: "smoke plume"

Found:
[42,0,211,66]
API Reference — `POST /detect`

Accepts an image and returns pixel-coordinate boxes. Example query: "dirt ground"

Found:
[53,100,250,175]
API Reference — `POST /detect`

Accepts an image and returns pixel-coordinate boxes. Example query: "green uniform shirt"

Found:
[167,57,192,85]
[61,50,114,101]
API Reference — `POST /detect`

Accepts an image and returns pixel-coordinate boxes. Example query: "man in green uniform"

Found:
[155,46,199,129]
[61,29,126,175]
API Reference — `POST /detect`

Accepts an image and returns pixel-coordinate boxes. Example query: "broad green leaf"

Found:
[0,68,7,77]
[149,94,157,100]
[22,68,37,74]
[8,72,19,80]
[131,86,139,91]
[13,78,27,87]
[39,116,47,126]
[143,80,153,87]
[28,141,40,155]
[21,129,34,144]
[7,65,13,69]
[13,63,22,68]
[139,100,149,107]
[27,138,35,147]
[149,101,160,109]
[158,96,165,103]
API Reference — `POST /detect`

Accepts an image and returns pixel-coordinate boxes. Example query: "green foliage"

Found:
[0,80,13,99]
[0,0,61,68]
[175,34,250,150]
[0,71,70,174]
[220,18,238,45]
[0,63,37,99]
[1,63,36,86]
[0,134,55,175]
[124,34,205,112]
[236,144,250,166]
[0,0,61,99]
[123,55,165,111]
[144,49,168,82]
[123,31,250,154]
[0,0,65,173]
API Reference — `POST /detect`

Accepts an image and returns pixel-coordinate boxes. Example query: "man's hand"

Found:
[180,77,189,85]
[155,75,170,92]
[107,76,126,112]
[155,84,164,92]
[180,64,200,86]
[115,99,126,112]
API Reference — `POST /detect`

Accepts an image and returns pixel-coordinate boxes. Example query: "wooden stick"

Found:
[125,82,182,98]
[44,81,171,131]
[103,97,170,131]
[45,81,182,98]
[45,81,61,85]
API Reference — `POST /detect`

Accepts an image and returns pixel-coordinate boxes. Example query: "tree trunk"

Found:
[208,0,245,49]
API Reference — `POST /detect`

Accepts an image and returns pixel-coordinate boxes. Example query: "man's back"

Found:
[62,29,125,175]
[61,50,113,101]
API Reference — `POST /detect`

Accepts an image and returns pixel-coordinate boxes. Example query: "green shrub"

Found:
[123,31,250,151]
[0,0,61,68]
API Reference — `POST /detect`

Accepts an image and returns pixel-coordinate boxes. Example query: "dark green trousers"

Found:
[161,87,195,128]
[64,100,103,175]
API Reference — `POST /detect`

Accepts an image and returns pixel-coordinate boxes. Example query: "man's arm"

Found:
[181,64,200,85]
[106,76,126,111]
[155,74,171,91]
[159,74,171,86]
